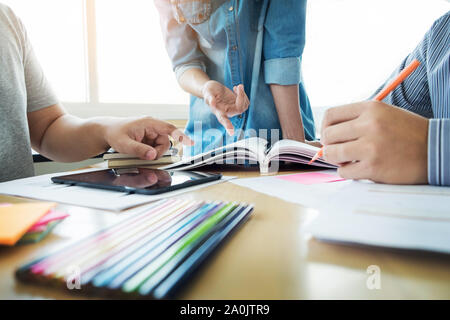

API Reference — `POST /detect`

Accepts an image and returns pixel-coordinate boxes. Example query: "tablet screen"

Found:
[52,168,221,194]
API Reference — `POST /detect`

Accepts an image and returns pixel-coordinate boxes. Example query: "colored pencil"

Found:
[121,203,237,293]
[50,199,195,278]
[94,202,223,288]
[15,199,254,299]
[39,199,186,276]
[152,205,253,299]
[138,204,251,296]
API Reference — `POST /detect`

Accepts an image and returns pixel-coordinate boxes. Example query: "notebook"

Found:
[16,199,254,299]
[162,137,336,174]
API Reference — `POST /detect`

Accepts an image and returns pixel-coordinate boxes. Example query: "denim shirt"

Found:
[154,0,316,156]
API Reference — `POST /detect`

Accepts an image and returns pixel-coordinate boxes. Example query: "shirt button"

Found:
[232,45,237,51]
[238,114,243,119]
[229,6,234,11]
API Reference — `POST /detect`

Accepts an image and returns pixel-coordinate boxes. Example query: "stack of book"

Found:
[103,148,180,169]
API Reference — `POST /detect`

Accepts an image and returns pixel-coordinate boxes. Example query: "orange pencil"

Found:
[308,59,421,165]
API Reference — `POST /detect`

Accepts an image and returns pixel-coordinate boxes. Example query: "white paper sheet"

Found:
[0,169,234,211]
[231,170,351,208]
[304,181,450,254]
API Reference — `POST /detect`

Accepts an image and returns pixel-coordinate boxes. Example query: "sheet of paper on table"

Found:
[304,180,450,254]
[0,168,234,212]
[231,170,351,208]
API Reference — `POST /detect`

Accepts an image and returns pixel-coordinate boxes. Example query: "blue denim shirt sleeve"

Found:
[263,0,307,85]
[428,119,450,186]
[154,0,207,80]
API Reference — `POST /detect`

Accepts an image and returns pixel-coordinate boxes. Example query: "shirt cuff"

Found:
[428,119,450,186]
[175,62,206,81]
[264,57,302,85]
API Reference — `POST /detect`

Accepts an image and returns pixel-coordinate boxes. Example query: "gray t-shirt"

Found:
[0,4,58,182]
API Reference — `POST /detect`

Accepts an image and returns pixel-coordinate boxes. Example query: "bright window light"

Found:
[302,0,450,108]
[1,0,448,111]
[2,0,88,102]
[95,0,188,104]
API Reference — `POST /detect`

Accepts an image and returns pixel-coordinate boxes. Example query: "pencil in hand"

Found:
[308,59,421,165]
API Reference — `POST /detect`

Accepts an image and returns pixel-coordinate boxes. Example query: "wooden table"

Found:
[1,166,450,299]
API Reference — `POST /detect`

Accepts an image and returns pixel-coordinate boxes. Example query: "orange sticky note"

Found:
[0,202,56,246]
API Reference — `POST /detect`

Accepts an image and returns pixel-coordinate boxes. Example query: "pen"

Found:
[308,59,421,165]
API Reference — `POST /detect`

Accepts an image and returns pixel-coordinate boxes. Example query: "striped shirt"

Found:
[375,11,450,186]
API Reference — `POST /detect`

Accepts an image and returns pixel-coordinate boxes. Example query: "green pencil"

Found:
[122,202,237,293]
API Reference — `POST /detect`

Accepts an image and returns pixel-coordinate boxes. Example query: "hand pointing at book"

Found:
[320,101,428,184]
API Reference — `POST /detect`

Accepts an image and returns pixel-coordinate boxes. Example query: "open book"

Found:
[161,137,336,174]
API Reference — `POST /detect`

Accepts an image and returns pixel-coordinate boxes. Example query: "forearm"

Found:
[178,68,210,98]
[39,114,113,162]
[270,84,305,141]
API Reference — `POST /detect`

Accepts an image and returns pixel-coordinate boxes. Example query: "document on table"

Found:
[304,180,450,254]
[0,169,234,212]
[231,170,351,208]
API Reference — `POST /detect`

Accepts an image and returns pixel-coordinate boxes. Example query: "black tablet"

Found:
[51,168,222,195]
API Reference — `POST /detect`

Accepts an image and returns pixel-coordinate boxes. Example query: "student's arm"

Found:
[320,12,450,185]
[270,85,305,141]
[20,3,191,164]
[264,0,308,142]
[27,104,192,162]
[154,0,206,83]
[154,0,249,135]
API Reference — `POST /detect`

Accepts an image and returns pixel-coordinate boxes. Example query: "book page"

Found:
[235,137,268,163]
[162,137,268,170]
[267,139,319,159]
[261,139,334,172]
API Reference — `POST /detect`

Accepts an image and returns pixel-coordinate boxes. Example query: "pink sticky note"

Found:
[0,203,12,207]
[276,172,346,185]
[31,210,69,228]
[28,224,48,233]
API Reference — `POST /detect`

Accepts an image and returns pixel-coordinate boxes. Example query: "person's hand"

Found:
[104,116,194,160]
[202,81,249,135]
[320,101,428,184]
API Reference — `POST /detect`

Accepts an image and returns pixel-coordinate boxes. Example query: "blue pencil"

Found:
[151,204,254,299]
[136,204,249,296]
[92,202,224,288]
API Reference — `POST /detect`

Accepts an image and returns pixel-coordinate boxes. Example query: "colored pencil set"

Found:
[16,198,253,299]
